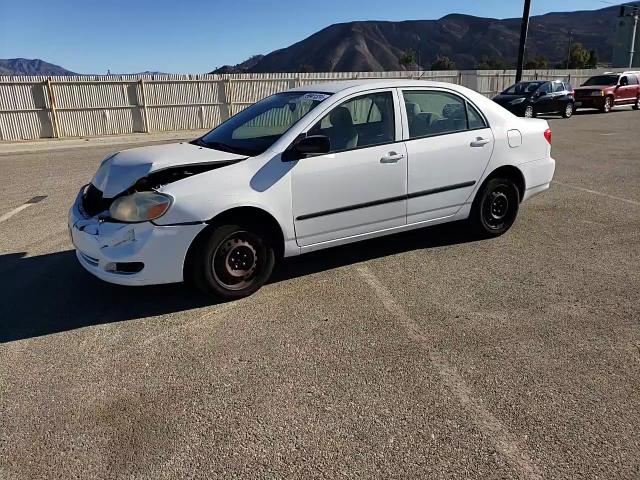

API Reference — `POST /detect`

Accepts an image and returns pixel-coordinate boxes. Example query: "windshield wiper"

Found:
[191,138,236,153]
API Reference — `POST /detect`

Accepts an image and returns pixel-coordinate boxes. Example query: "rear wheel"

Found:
[601,96,613,113]
[524,106,535,118]
[470,177,520,238]
[633,96,640,110]
[562,102,574,118]
[189,224,275,300]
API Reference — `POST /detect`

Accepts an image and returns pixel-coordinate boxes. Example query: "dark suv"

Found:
[492,80,575,118]
[573,72,640,113]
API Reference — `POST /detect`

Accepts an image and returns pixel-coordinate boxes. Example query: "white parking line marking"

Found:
[0,204,32,223]
[553,181,640,206]
[356,264,543,480]
[0,196,48,223]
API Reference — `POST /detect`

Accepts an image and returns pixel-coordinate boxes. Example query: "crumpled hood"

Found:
[92,142,246,198]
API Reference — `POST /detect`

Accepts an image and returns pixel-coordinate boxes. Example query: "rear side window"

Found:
[467,103,486,130]
[553,82,565,93]
[538,82,552,94]
[628,75,639,85]
[402,90,486,138]
[563,82,573,91]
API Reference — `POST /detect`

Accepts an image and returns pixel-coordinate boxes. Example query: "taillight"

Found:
[544,128,552,145]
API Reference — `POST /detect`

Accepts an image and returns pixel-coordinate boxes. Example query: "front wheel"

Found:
[469,177,520,238]
[601,96,613,113]
[524,105,535,118]
[189,224,275,300]
[562,102,574,118]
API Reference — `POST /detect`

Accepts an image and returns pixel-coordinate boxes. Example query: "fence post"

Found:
[139,79,150,133]
[45,77,60,138]
[221,78,233,121]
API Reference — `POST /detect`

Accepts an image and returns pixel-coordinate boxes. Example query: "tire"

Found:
[469,177,520,238]
[562,102,574,118]
[601,96,613,113]
[633,96,640,110]
[524,105,535,118]
[189,224,275,300]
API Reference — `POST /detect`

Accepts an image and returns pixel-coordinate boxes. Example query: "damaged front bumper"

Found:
[68,187,206,286]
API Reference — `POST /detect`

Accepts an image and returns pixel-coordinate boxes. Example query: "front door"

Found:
[401,88,494,224]
[292,89,407,247]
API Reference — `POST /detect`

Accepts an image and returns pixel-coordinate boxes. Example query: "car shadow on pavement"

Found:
[271,221,475,282]
[0,221,476,343]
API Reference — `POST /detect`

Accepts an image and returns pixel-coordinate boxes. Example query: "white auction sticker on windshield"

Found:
[301,93,330,102]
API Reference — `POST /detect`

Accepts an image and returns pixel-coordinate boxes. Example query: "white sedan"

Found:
[69,80,555,299]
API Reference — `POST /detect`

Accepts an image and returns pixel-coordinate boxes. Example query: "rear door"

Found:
[533,82,554,113]
[624,74,639,103]
[616,75,635,104]
[291,89,407,247]
[400,88,494,224]
[551,81,569,112]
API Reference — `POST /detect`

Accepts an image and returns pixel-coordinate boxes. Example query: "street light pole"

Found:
[565,29,573,69]
[629,10,639,68]
[515,0,532,83]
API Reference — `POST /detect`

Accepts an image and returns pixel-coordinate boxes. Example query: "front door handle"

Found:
[380,152,405,163]
[470,137,491,147]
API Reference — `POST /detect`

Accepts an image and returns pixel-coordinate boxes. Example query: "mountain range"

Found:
[2,3,636,76]
[214,3,633,73]
[0,58,77,76]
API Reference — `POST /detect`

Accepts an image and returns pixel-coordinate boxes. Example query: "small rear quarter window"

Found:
[466,102,487,130]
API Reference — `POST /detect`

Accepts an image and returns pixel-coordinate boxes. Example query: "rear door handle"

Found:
[470,137,491,147]
[380,152,405,163]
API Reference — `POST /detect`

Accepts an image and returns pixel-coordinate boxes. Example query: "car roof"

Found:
[286,79,468,94]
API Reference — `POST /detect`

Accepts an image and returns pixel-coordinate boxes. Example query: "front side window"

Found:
[197,91,331,156]
[503,81,544,95]
[402,90,486,138]
[308,91,395,152]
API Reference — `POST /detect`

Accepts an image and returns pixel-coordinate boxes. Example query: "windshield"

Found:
[502,81,545,95]
[583,75,619,86]
[196,91,331,156]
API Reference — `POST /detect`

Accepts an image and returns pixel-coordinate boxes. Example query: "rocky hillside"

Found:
[216,3,630,72]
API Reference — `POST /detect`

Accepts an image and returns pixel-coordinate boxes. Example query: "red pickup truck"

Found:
[574,71,640,113]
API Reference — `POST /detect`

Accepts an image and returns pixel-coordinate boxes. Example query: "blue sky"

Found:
[0,0,611,73]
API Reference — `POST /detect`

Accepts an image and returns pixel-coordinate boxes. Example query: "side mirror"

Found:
[283,135,330,161]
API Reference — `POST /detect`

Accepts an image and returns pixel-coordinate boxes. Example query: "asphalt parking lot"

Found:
[1,108,639,479]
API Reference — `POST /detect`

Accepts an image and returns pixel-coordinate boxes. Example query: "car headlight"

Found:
[590,91,604,96]
[509,97,526,105]
[109,192,172,222]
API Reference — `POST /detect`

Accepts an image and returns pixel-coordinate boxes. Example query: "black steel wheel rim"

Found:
[483,188,511,230]
[212,231,260,291]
